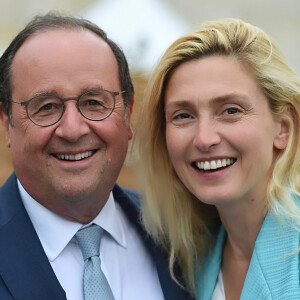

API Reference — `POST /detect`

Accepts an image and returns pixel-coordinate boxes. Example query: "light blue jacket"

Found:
[196,196,300,300]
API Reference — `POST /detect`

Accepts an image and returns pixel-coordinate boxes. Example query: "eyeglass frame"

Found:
[10,88,126,127]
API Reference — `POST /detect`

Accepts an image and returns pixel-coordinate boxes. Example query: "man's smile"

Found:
[54,150,95,161]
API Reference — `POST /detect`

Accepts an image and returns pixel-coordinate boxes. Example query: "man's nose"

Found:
[54,102,90,142]
[193,118,221,151]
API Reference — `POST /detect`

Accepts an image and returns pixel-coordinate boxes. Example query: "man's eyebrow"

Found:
[78,85,105,94]
[26,85,106,99]
[20,90,58,100]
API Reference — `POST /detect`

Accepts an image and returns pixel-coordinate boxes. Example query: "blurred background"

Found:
[0,0,299,190]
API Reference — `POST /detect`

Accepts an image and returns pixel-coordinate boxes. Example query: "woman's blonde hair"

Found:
[135,18,300,294]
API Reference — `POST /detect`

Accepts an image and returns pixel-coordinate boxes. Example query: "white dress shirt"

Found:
[212,270,226,300]
[18,180,164,300]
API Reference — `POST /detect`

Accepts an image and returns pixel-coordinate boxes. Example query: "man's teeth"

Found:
[56,151,93,161]
[196,158,234,171]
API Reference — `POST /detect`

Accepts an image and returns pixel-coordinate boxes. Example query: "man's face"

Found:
[0,29,133,220]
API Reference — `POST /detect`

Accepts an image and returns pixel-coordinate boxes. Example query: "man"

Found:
[0,13,190,300]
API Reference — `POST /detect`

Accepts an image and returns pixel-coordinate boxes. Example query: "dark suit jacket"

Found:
[0,173,191,299]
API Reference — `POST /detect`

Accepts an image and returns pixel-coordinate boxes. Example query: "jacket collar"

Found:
[196,226,225,300]
[196,199,300,300]
[241,206,300,299]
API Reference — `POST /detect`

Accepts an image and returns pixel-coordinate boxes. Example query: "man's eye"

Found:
[81,98,107,108]
[32,101,60,114]
[87,99,102,106]
[41,103,55,111]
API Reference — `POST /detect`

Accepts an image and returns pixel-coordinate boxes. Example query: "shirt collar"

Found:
[18,180,127,261]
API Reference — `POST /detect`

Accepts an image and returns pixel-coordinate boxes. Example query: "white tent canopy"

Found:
[83,0,191,74]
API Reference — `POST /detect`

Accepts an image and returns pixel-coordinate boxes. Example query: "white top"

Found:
[212,270,226,300]
[18,180,164,300]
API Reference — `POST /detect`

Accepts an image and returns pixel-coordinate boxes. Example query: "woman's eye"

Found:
[168,112,194,126]
[224,107,240,115]
[174,113,191,120]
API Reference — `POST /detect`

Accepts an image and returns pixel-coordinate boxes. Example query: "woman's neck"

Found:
[216,196,268,300]
[217,193,268,256]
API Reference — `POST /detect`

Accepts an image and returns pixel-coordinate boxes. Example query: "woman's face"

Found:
[164,56,288,209]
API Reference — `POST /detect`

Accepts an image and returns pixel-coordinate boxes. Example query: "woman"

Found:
[136,18,300,299]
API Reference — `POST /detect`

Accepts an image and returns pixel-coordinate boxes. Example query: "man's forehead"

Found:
[14,28,111,62]
[10,27,121,97]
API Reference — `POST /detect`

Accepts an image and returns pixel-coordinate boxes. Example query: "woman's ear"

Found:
[273,104,295,150]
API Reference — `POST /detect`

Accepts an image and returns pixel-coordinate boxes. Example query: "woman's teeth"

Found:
[195,158,235,171]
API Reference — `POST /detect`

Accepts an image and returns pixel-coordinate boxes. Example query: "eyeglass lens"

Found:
[27,90,115,126]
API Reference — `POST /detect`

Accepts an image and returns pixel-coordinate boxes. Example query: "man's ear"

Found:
[0,106,11,148]
[127,97,134,140]
[273,104,295,150]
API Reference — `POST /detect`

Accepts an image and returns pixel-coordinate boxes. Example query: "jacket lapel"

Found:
[241,206,300,299]
[196,226,226,300]
[0,174,66,300]
[196,197,300,300]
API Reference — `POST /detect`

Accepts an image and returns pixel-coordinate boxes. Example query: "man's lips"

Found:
[53,150,95,161]
[193,158,237,172]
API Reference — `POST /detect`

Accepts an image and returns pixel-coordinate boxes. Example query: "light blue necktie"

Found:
[75,224,115,300]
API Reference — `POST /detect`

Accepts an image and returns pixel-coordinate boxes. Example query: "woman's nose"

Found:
[193,118,221,151]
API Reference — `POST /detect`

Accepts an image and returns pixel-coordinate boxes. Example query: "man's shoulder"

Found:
[0,173,17,193]
[112,184,141,209]
[0,173,23,224]
[0,173,20,207]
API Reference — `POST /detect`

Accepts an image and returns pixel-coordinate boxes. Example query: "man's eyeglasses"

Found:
[10,89,126,127]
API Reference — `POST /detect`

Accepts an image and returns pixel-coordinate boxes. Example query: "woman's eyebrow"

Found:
[210,93,248,104]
